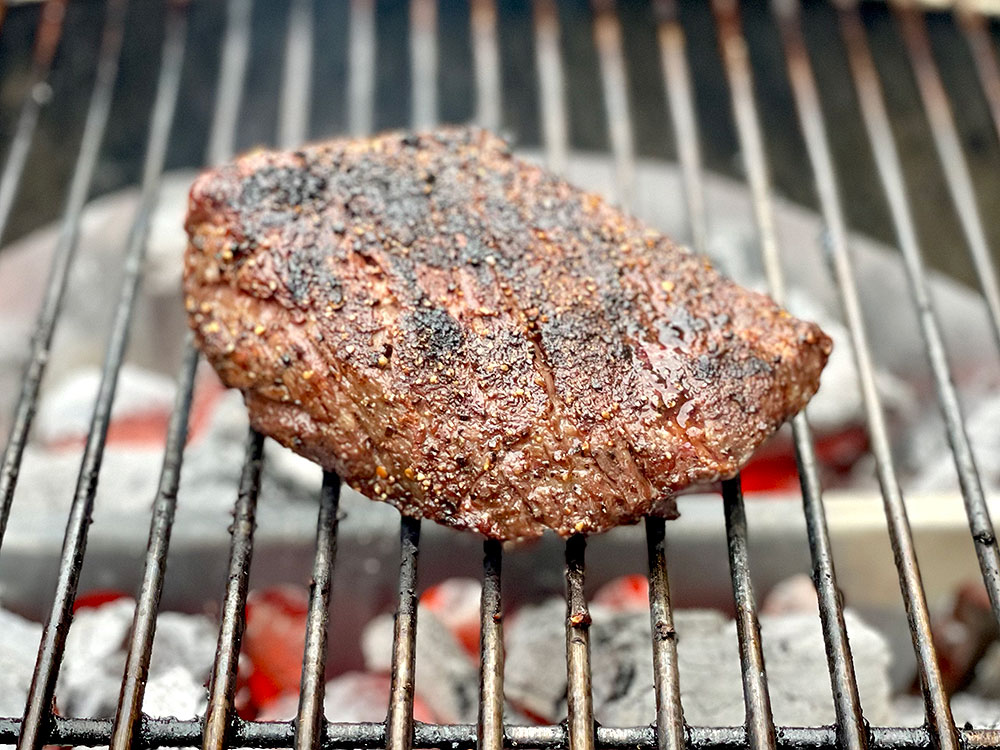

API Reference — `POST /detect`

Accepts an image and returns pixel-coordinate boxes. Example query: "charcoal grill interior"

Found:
[1,1,1000,749]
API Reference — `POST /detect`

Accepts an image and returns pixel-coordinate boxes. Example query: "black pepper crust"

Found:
[184,127,832,541]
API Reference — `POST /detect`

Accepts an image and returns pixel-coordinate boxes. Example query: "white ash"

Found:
[9,379,324,519]
[0,608,43,718]
[504,600,893,727]
[258,671,402,722]
[0,599,215,750]
[769,287,916,435]
[903,385,1000,493]
[362,605,479,723]
[57,598,216,719]
[969,641,1000,700]
[761,573,819,616]
[33,365,177,446]
[893,694,1000,729]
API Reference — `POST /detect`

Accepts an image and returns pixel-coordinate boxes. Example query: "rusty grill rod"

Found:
[894,5,1000,353]
[883,3,1000,628]
[386,516,422,750]
[279,0,314,150]
[710,3,875,750]
[0,0,127,551]
[762,6,876,750]
[653,0,708,257]
[0,0,66,244]
[202,429,265,750]
[471,0,501,133]
[711,6,793,750]
[645,517,685,750]
[720,478,776,750]
[591,0,635,209]
[958,9,1000,160]
[589,5,686,749]
[203,0,318,743]
[206,0,252,167]
[110,0,254,742]
[839,0,1000,706]
[6,718,1000,750]
[478,539,505,750]
[565,535,596,750]
[533,0,569,174]
[14,5,187,749]
[294,471,342,750]
[108,342,199,750]
[348,0,376,137]
[410,0,438,130]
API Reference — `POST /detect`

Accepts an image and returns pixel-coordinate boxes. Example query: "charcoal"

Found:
[258,671,433,723]
[504,600,893,727]
[362,605,479,723]
[58,599,216,719]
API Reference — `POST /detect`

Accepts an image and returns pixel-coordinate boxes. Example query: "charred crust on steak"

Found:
[184,127,832,541]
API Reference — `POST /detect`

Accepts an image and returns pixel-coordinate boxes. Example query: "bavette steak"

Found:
[184,127,831,541]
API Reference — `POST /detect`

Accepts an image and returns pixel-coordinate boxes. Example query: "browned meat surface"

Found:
[184,127,831,541]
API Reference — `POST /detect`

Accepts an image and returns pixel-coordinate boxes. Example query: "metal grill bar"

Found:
[107,0,255,743]
[763,8,874,750]
[837,8,993,741]
[410,0,437,130]
[895,5,1000,353]
[645,517,685,750]
[710,5,871,750]
[348,0,375,137]
[279,0,314,149]
[959,9,1000,155]
[207,0,252,166]
[294,471,342,750]
[6,718,1000,750]
[709,7,793,749]
[565,535,595,750]
[202,430,264,750]
[14,5,186,749]
[591,0,635,209]
[386,516,422,750]
[471,0,501,133]
[108,342,199,750]
[0,0,127,551]
[653,0,707,257]
[590,6,687,750]
[478,539,505,750]
[0,0,65,244]
[203,0,319,741]
[17,8,186,750]
[720,479,776,750]
[533,0,569,174]
[885,4,1000,627]
[7,717,1000,750]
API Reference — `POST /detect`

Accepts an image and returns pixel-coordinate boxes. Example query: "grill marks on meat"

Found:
[184,128,831,541]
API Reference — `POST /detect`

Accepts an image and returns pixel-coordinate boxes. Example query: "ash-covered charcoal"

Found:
[0,598,216,747]
[362,604,480,724]
[185,127,832,540]
[420,578,483,656]
[257,671,438,722]
[905,387,1000,492]
[33,365,177,447]
[57,598,216,719]
[504,599,893,727]
[893,693,1000,728]
[0,608,43,719]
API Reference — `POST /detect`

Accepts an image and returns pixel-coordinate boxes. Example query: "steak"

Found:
[184,127,831,541]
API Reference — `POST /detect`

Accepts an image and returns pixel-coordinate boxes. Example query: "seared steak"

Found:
[184,128,831,540]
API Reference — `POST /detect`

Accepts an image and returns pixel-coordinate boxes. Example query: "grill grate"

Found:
[0,1,999,749]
